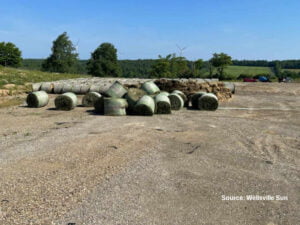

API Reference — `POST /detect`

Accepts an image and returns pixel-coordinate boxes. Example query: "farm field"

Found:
[0,83,299,224]
[223,65,273,77]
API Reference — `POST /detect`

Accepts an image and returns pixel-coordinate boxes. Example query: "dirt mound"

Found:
[154,79,232,101]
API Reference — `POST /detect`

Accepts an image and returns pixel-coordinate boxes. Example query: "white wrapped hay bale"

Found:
[71,85,82,94]
[32,83,42,92]
[40,82,53,93]
[53,83,64,94]
[155,93,171,114]
[134,95,155,116]
[104,81,127,98]
[104,98,127,116]
[158,91,170,96]
[55,92,77,110]
[82,92,102,107]
[80,85,90,94]
[198,93,218,111]
[62,84,73,93]
[26,91,49,108]
[168,93,184,110]
[141,81,160,95]
[224,82,235,94]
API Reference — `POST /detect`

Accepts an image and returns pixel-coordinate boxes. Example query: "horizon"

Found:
[1,0,300,60]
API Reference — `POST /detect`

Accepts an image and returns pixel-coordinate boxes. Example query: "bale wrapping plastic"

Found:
[82,92,102,107]
[55,92,77,110]
[172,90,187,103]
[159,91,169,96]
[32,83,42,92]
[40,82,53,93]
[198,93,218,111]
[124,88,146,114]
[134,95,155,116]
[155,93,171,114]
[191,92,207,109]
[104,98,127,116]
[141,81,160,95]
[62,84,73,93]
[26,91,49,108]
[224,82,235,94]
[53,83,64,94]
[105,81,127,98]
[168,93,184,110]
[71,85,82,94]
[80,85,90,94]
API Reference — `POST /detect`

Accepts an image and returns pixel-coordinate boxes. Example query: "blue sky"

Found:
[0,0,299,60]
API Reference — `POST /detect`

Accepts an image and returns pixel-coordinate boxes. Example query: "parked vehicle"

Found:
[243,78,257,82]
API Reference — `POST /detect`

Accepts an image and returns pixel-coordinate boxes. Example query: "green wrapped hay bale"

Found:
[141,81,160,95]
[94,97,104,114]
[172,90,187,103]
[134,95,155,116]
[159,91,169,96]
[191,92,207,109]
[55,92,78,111]
[104,98,127,116]
[168,93,184,110]
[198,93,218,111]
[104,81,127,98]
[82,92,102,107]
[26,91,49,108]
[125,88,146,114]
[155,93,171,114]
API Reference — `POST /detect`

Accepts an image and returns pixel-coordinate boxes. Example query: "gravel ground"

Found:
[0,83,299,225]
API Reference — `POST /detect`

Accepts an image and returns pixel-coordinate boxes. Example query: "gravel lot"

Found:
[0,83,299,225]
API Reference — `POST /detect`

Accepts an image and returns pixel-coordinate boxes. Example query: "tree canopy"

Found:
[87,43,121,77]
[42,32,78,73]
[209,53,232,79]
[0,42,22,67]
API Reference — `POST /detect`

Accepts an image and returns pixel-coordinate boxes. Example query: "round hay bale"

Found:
[104,81,127,98]
[82,92,102,107]
[172,90,188,106]
[94,97,104,114]
[55,92,77,110]
[198,93,218,111]
[62,84,73,93]
[32,83,42,92]
[224,82,235,94]
[141,81,160,95]
[40,82,53,93]
[104,98,127,116]
[155,93,171,114]
[53,83,64,94]
[191,92,207,109]
[134,95,155,116]
[71,85,82,94]
[168,93,184,110]
[80,85,90,94]
[159,91,170,96]
[89,84,100,93]
[26,91,49,108]
[124,88,146,114]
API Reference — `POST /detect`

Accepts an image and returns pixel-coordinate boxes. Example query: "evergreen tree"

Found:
[0,42,22,67]
[42,32,78,73]
[87,43,121,77]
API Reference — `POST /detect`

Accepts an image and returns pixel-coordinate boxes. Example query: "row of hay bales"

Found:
[27,80,226,115]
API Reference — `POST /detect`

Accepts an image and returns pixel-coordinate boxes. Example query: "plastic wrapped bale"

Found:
[82,92,102,107]
[53,83,64,94]
[172,90,188,106]
[55,92,78,110]
[224,82,235,94]
[155,93,171,114]
[134,95,155,116]
[62,84,73,93]
[104,81,127,98]
[198,93,218,111]
[168,93,184,110]
[80,85,90,94]
[26,91,49,108]
[125,88,146,114]
[94,97,104,114]
[191,92,207,109]
[104,98,127,116]
[40,82,53,93]
[141,81,160,95]
[71,85,82,94]
[89,84,100,93]
[158,91,169,96]
[32,83,42,92]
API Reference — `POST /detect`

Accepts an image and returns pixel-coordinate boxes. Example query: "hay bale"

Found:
[80,85,90,94]
[155,93,171,114]
[159,91,170,96]
[141,81,160,95]
[168,93,184,110]
[191,92,207,109]
[224,82,235,94]
[104,98,127,116]
[62,84,73,93]
[172,90,188,106]
[40,82,53,93]
[71,85,82,94]
[198,93,218,111]
[89,84,100,93]
[53,83,64,94]
[32,83,42,92]
[124,88,146,114]
[105,81,127,98]
[134,95,155,116]
[94,97,104,114]
[26,91,49,108]
[55,92,77,110]
[82,92,102,107]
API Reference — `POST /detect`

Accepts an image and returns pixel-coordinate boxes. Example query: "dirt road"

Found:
[0,83,299,225]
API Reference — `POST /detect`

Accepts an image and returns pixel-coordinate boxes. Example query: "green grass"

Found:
[0,66,91,89]
[224,66,273,77]
[282,68,300,73]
